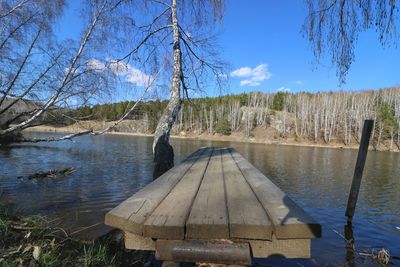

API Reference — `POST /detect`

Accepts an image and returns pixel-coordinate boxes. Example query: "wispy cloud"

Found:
[87,59,106,72]
[295,80,303,85]
[87,59,154,87]
[230,64,271,87]
[277,86,291,92]
[110,61,155,87]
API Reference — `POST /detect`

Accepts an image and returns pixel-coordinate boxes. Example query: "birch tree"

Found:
[123,0,225,178]
[0,0,151,143]
[304,0,399,83]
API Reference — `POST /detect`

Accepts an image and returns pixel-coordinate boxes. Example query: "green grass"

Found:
[83,242,116,267]
[38,250,60,267]
[0,201,151,267]
[0,259,20,267]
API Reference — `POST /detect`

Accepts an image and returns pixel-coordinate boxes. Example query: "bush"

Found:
[215,119,231,135]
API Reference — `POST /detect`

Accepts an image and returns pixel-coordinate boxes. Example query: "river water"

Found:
[0,133,399,266]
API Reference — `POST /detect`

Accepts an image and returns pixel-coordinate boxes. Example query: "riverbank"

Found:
[23,123,399,152]
[0,201,151,266]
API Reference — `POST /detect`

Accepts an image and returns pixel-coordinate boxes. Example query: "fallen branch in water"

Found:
[359,248,391,266]
[332,228,392,266]
[27,167,75,179]
[68,222,103,236]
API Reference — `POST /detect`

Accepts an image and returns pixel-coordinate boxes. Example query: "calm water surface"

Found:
[1,133,399,266]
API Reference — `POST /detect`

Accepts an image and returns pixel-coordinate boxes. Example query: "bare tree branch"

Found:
[0,13,36,51]
[0,0,31,19]
[0,51,63,116]
[0,1,108,135]
[117,25,172,62]
[0,28,41,107]
[17,130,93,143]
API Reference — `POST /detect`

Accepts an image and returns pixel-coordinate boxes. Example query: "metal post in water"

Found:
[345,119,374,223]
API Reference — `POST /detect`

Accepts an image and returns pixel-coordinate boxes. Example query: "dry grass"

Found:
[0,202,150,266]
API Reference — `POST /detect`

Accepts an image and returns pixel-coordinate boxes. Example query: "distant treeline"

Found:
[73,87,400,150]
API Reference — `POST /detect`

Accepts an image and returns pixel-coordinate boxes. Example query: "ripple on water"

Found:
[1,133,399,265]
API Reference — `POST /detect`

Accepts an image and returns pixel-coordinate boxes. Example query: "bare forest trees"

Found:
[166,88,399,151]
[0,0,148,143]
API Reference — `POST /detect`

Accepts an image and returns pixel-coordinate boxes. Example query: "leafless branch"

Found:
[147,0,171,8]
[0,1,108,135]
[117,25,172,62]
[0,0,31,19]
[0,13,36,51]
[0,51,62,116]
[139,7,170,30]
[0,28,41,107]
[17,130,93,143]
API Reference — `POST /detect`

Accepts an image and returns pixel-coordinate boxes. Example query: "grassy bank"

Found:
[0,202,150,267]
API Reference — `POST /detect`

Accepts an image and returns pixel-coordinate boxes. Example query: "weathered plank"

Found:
[245,235,311,258]
[186,148,229,239]
[105,148,207,234]
[231,149,321,239]
[142,148,214,239]
[346,119,374,221]
[222,148,273,240]
[155,239,251,265]
[124,231,155,251]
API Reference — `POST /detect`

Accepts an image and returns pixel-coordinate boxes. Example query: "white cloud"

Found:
[230,64,271,86]
[87,59,154,87]
[65,67,77,75]
[240,80,260,87]
[295,80,303,85]
[231,67,253,77]
[217,72,228,79]
[87,59,106,72]
[277,86,291,92]
[109,61,154,87]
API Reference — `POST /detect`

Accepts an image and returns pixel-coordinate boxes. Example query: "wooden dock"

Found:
[105,147,321,265]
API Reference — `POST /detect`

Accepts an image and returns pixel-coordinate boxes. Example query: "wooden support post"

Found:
[345,119,374,223]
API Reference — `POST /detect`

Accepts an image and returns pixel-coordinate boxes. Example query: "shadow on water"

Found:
[344,222,356,267]
[280,195,322,238]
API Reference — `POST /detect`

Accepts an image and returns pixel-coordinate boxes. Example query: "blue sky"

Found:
[220,1,400,94]
[57,1,400,97]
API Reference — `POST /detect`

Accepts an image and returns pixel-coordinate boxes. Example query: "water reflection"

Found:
[0,133,399,265]
[344,223,356,267]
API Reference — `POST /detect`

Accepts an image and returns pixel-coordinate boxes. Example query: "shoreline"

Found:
[22,125,399,152]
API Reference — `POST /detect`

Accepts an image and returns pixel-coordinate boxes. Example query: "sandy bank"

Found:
[22,124,399,152]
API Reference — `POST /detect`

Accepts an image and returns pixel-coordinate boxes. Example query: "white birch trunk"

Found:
[152,0,182,179]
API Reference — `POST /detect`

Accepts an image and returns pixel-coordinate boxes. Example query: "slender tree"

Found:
[117,0,225,178]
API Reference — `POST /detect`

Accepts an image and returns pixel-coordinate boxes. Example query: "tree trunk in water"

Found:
[397,130,400,150]
[390,128,394,151]
[152,0,181,179]
[376,122,383,150]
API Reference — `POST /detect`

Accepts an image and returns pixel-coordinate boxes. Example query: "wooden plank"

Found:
[142,148,213,239]
[155,239,251,265]
[124,231,155,251]
[222,148,273,240]
[105,148,207,234]
[231,149,321,239]
[186,148,229,239]
[245,235,310,258]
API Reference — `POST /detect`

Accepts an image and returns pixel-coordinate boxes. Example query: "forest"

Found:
[71,87,400,151]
